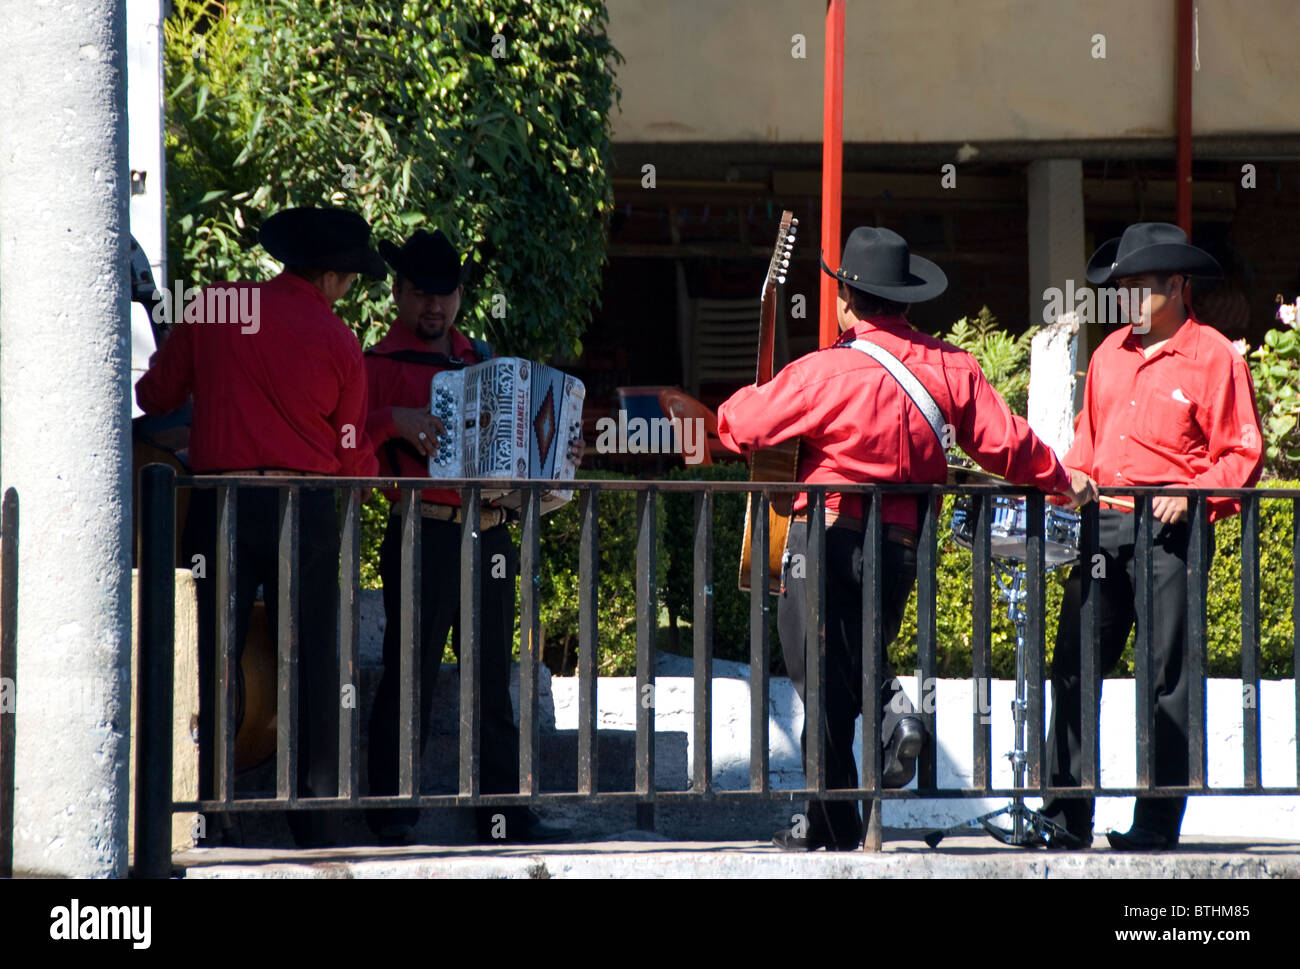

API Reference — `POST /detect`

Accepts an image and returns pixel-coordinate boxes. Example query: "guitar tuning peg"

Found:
[777,275,786,284]
[790,218,799,226]
[780,258,789,267]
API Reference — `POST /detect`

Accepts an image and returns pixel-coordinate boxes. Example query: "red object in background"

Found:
[657,387,730,467]
[820,0,845,349]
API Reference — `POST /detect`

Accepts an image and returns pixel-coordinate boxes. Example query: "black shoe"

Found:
[882,716,925,789]
[1038,810,1092,850]
[771,828,860,852]
[1107,826,1178,851]
[1043,825,1093,850]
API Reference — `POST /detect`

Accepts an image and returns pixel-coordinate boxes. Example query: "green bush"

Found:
[530,471,651,676]
[888,490,1296,680]
[657,462,783,672]
[360,480,1297,680]
[1248,306,1300,479]
[940,307,1035,415]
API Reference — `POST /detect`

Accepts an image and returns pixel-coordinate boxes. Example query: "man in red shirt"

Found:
[137,206,382,847]
[363,229,577,844]
[1043,223,1264,851]
[718,226,1095,851]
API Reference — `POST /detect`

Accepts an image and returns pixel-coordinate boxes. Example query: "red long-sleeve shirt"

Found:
[135,271,378,477]
[1065,317,1263,522]
[717,315,1070,529]
[365,322,484,505]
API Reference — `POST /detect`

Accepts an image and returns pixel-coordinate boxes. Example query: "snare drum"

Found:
[950,496,1080,567]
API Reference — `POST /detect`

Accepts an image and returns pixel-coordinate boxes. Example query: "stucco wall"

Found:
[606,0,1300,143]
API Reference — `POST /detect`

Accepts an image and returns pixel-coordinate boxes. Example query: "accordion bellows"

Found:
[428,357,585,511]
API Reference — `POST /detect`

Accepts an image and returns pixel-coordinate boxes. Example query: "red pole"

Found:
[1175,0,1194,234]
[820,0,845,348]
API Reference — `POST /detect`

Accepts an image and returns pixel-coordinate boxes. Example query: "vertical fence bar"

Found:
[860,493,883,792]
[971,494,992,791]
[0,489,15,878]
[1079,502,1102,791]
[1294,498,1300,786]
[338,487,361,800]
[1134,495,1154,791]
[397,489,421,799]
[136,466,175,878]
[578,488,599,796]
[214,485,237,804]
[748,492,770,792]
[635,488,657,829]
[1241,494,1261,789]
[1024,492,1045,789]
[915,490,938,790]
[519,487,541,798]
[1185,493,1209,790]
[805,490,826,794]
[459,487,482,799]
[692,490,713,795]
[276,487,300,803]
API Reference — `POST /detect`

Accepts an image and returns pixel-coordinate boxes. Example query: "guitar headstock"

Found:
[764,210,797,293]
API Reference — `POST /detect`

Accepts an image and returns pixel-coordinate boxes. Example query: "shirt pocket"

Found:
[1138,375,1203,451]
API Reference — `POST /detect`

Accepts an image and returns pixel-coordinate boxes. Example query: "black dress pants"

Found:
[366,514,522,834]
[1043,509,1206,839]
[184,486,342,845]
[777,520,918,846]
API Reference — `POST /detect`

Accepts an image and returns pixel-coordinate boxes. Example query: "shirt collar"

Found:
[376,319,478,360]
[1120,315,1200,361]
[838,314,914,343]
[271,270,332,311]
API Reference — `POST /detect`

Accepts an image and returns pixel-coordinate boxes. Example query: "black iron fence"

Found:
[134,468,1300,875]
[0,488,18,879]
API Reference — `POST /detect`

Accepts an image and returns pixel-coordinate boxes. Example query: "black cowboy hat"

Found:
[378,229,471,295]
[258,207,387,279]
[819,226,947,303]
[1086,222,1223,285]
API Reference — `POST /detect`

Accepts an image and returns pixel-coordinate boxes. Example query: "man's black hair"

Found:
[844,284,908,318]
[286,264,330,283]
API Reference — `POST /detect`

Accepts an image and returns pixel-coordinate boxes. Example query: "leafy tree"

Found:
[164,0,621,360]
[940,306,1036,416]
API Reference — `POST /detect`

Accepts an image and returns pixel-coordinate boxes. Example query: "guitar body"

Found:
[738,211,799,595]
[739,439,799,594]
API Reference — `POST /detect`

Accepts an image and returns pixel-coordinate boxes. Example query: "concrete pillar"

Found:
[1027,159,1087,418]
[0,1,133,876]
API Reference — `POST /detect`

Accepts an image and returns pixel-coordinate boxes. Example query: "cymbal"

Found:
[946,463,1006,486]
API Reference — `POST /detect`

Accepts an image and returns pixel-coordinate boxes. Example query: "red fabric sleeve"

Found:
[336,351,379,477]
[953,364,1071,493]
[1190,351,1264,521]
[135,321,195,415]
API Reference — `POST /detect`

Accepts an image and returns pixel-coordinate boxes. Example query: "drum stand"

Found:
[923,560,1081,849]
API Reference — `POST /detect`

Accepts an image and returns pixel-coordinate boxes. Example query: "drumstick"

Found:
[1099,495,1135,510]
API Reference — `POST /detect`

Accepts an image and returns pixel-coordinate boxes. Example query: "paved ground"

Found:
[175,830,1300,879]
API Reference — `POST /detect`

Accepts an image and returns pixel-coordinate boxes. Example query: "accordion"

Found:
[428,357,585,513]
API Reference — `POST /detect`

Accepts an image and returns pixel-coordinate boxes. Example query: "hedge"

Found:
[360,477,1298,680]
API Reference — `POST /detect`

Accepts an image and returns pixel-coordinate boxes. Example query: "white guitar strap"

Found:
[845,339,947,449]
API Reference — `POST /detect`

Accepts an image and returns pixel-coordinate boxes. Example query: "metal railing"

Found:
[0,489,18,878]
[133,467,1300,875]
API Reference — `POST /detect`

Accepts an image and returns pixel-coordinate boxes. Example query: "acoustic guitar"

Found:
[738,211,798,594]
